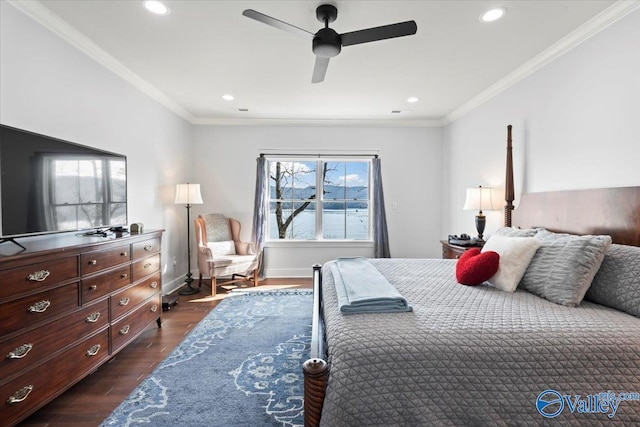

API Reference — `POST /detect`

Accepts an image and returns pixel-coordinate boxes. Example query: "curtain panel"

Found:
[372,157,391,258]
[251,155,268,276]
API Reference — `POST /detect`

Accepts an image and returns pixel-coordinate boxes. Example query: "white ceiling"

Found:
[13,0,636,126]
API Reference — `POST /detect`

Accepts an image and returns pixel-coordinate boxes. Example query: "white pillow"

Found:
[207,240,236,257]
[481,235,541,292]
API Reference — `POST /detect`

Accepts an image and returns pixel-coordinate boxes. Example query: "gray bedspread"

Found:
[320,259,640,426]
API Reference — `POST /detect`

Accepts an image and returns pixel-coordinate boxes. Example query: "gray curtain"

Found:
[251,155,268,275]
[372,157,391,258]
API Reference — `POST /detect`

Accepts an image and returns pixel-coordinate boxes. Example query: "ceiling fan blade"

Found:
[340,20,417,46]
[312,57,330,83]
[242,9,314,39]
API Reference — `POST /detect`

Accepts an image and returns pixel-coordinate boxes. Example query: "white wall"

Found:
[192,125,442,276]
[3,2,637,282]
[0,2,193,294]
[442,9,640,239]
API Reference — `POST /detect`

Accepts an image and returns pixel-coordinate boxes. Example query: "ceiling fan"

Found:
[242,4,417,83]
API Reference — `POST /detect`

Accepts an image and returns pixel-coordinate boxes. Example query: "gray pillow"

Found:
[585,244,640,318]
[519,229,612,307]
[493,227,538,238]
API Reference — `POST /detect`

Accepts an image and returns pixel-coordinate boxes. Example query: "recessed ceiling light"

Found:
[480,8,506,23]
[407,97,419,103]
[222,94,234,101]
[143,1,170,16]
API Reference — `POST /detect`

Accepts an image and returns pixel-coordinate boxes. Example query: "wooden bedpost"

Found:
[304,264,328,427]
[303,358,327,427]
[505,125,514,227]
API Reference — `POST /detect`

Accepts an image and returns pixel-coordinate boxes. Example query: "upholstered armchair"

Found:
[194,213,260,296]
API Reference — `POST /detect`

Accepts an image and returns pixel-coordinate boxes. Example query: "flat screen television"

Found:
[0,124,127,244]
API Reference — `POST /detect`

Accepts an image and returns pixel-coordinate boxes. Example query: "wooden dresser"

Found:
[0,230,163,426]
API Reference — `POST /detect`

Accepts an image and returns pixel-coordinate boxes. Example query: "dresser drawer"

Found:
[132,237,161,260]
[81,264,132,304]
[0,299,109,382]
[132,254,160,281]
[80,245,131,276]
[110,272,161,321]
[111,294,161,354]
[0,284,79,337]
[0,257,78,301]
[0,330,109,427]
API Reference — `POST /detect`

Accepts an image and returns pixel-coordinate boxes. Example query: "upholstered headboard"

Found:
[501,125,640,246]
[512,186,640,246]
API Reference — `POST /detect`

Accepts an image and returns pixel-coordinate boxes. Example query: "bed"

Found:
[302,126,640,426]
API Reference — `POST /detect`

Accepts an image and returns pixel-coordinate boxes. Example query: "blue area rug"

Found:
[101,289,313,427]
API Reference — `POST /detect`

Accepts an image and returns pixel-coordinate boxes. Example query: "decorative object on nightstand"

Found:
[441,239,484,259]
[175,183,204,295]
[463,185,494,241]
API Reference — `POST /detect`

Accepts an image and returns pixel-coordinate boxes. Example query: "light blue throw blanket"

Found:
[329,257,413,314]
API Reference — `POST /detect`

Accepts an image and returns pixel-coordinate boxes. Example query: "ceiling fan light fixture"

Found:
[143,1,170,16]
[313,28,342,58]
[480,8,506,23]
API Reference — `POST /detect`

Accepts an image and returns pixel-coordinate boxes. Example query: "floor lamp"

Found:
[175,183,203,295]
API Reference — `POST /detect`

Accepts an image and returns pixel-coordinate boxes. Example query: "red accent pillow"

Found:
[455,248,500,285]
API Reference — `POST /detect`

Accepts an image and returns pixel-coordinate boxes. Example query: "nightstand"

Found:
[440,240,484,259]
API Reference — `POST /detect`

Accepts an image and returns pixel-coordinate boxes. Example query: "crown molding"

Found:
[9,0,638,128]
[7,0,196,123]
[191,117,445,127]
[443,0,640,125]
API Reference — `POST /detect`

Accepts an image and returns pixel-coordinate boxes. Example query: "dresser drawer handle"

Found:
[86,344,101,356]
[150,304,158,313]
[144,263,152,269]
[86,312,101,323]
[144,244,153,251]
[121,273,129,279]
[27,270,50,282]
[7,385,33,404]
[119,297,130,306]
[89,285,98,291]
[119,325,130,335]
[7,343,33,359]
[121,251,128,257]
[89,260,97,265]
[150,281,158,289]
[28,300,51,313]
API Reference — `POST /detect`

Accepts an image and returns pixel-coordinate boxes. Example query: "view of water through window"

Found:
[269,208,369,240]
[268,159,371,240]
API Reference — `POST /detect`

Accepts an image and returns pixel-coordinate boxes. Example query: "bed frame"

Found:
[302,125,640,427]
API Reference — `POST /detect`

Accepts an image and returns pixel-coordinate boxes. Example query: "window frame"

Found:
[266,156,373,242]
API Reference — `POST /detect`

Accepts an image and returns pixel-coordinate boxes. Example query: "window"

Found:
[268,158,370,241]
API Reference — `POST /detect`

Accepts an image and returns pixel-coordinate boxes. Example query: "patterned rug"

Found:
[101,289,313,427]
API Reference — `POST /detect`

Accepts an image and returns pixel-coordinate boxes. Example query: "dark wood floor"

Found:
[19,278,312,427]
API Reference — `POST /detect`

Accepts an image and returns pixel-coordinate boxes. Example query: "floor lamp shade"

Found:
[175,183,203,295]
[463,186,494,241]
[175,183,203,205]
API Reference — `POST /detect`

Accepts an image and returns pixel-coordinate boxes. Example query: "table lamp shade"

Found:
[463,186,494,212]
[175,183,203,205]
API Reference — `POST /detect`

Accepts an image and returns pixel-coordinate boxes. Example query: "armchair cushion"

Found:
[208,240,236,257]
[201,213,232,242]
